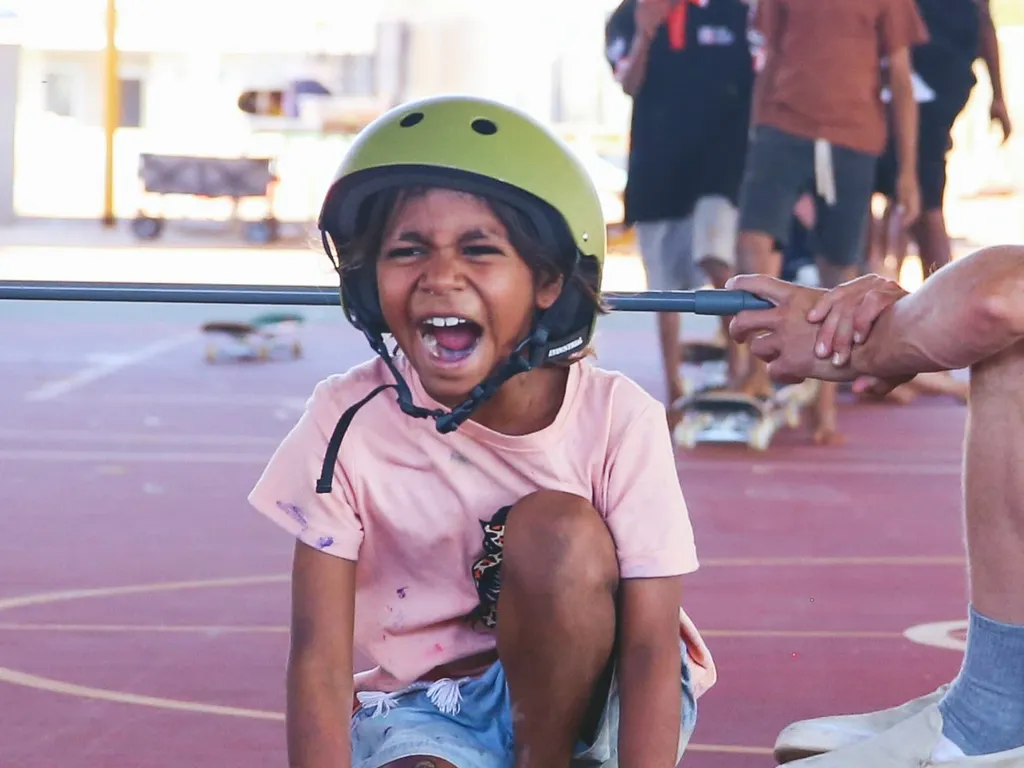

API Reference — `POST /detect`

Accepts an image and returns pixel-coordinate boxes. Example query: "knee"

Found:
[502,491,619,597]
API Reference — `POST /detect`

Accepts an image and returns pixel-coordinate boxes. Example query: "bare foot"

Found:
[909,371,969,403]
[883,383,918,405]
[809,384,846,445]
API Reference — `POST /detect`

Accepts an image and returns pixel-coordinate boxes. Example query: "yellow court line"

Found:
[0,666,283,720]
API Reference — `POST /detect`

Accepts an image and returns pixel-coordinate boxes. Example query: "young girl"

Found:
[248,94,716,768]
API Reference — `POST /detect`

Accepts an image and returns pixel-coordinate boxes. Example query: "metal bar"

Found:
[0,280,774,315]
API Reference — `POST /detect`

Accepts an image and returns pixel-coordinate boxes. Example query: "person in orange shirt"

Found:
[734,0,928,445]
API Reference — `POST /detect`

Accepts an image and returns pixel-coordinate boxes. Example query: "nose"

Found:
[417,247,465,294]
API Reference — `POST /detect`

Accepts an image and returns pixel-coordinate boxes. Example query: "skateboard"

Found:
[680,340,730,397]
[673,379,820,451]
[202,312,305,363]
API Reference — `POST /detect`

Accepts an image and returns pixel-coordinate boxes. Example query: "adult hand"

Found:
[991,97,1013,144]
[805,274,908,366]
[635,0,672,39]
[726,274,851,384]
[895,170,921,228]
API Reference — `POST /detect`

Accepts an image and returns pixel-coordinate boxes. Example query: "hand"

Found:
[805,274,908,366]
[991,98,1013,144]
[635,0,672,39]
[895,170,920,227]
[726,274,854,384]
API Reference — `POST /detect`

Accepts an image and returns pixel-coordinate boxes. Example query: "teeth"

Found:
[424,316,467,328]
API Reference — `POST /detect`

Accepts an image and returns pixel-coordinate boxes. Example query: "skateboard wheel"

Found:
[785,404,801,429]
[292,341,303,359]
[204,344,217,363]
[257,345,270,361]
[674,418,700,450]
[748,421,774,451]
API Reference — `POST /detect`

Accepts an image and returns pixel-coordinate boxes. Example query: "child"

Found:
[248,94,715,768]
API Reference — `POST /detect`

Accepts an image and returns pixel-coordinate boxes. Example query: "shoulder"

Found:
[573,360,665,432]
[303,357,397,426]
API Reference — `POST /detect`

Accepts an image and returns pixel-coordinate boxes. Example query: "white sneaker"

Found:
[780,704,1024,767]
[774,685,949,763]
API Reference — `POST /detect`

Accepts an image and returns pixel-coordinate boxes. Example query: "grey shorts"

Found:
[635,195,738,291]
[737,124,876,268]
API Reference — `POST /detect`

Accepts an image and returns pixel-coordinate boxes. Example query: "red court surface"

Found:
[0,304,971,767]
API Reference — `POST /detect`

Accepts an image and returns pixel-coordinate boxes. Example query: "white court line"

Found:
[0,449,269,464]
[22,332,199,403]
[0,429,280,447]
[0,449,963,474]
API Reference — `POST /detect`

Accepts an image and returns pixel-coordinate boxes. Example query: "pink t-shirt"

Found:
[248,354,717,699]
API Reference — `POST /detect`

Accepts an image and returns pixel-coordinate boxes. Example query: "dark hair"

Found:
[326,185,608,363]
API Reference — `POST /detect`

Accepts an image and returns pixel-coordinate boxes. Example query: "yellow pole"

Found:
[101,0,119,227]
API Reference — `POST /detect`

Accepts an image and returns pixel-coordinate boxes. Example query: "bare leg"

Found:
[809,258,860,445]
[933,340,1024,755]
[497,490,619,768]
[658,313,686,422]
[961,341,1024,623]
[913,209,953,277]
[699,255,741,382]
[736,231,783,398]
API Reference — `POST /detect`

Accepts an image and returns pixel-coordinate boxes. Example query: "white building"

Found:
[4,0,630,221]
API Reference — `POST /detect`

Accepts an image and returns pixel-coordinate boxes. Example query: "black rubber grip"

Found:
[692,290,775,316]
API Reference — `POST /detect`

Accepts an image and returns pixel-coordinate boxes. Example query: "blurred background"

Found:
[1,0,1020,271]
[0,3,1022,767]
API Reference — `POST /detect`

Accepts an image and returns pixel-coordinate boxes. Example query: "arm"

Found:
[851,245,1024,377]
[886,48,919,196]
[287,541,357,768]
[977,0,1012,142]
[748,0,781,126]
[618,576,686,766]
[246,379,368,768]
[606,0,668,98]
[616,31,657,97]
[602,397,701,766]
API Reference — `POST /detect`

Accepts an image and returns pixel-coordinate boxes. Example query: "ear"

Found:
[535,272,565,311]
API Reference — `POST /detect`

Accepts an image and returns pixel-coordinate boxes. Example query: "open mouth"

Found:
[418,316,484,365]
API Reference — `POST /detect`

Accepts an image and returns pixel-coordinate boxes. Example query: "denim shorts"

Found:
[350,640,698,768]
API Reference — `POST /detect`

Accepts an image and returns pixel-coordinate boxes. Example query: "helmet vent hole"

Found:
[399,112,425,127]
[471,118,498,135]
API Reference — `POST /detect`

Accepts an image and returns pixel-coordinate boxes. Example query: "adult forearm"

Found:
[852,246,1024,377]
[979,5,1005,101]
[889,70,918,178]
[617,33,655,97]
[286,658,352,768]
[617,640,682,767]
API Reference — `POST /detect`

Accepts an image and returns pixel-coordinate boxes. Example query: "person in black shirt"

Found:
[606,0,754,414]
[870,0,1012,279]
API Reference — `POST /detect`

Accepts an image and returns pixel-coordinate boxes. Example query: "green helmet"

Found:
[317,94,606,364]
[312,96,607,490]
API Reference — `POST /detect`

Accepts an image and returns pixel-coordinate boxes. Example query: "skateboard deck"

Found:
[202,312,305,363]
[673,380,820,451]
[680,340,730,397]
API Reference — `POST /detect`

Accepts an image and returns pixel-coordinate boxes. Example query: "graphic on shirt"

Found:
[469,505,512,630]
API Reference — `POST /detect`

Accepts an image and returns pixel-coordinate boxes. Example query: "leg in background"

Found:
[734,125,814,397]
[809,141,877,445]
[497,490,620,768]
[635,219,697,416]
[692,195,740,380]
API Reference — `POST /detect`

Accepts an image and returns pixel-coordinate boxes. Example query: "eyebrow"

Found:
[392,227,505,244]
